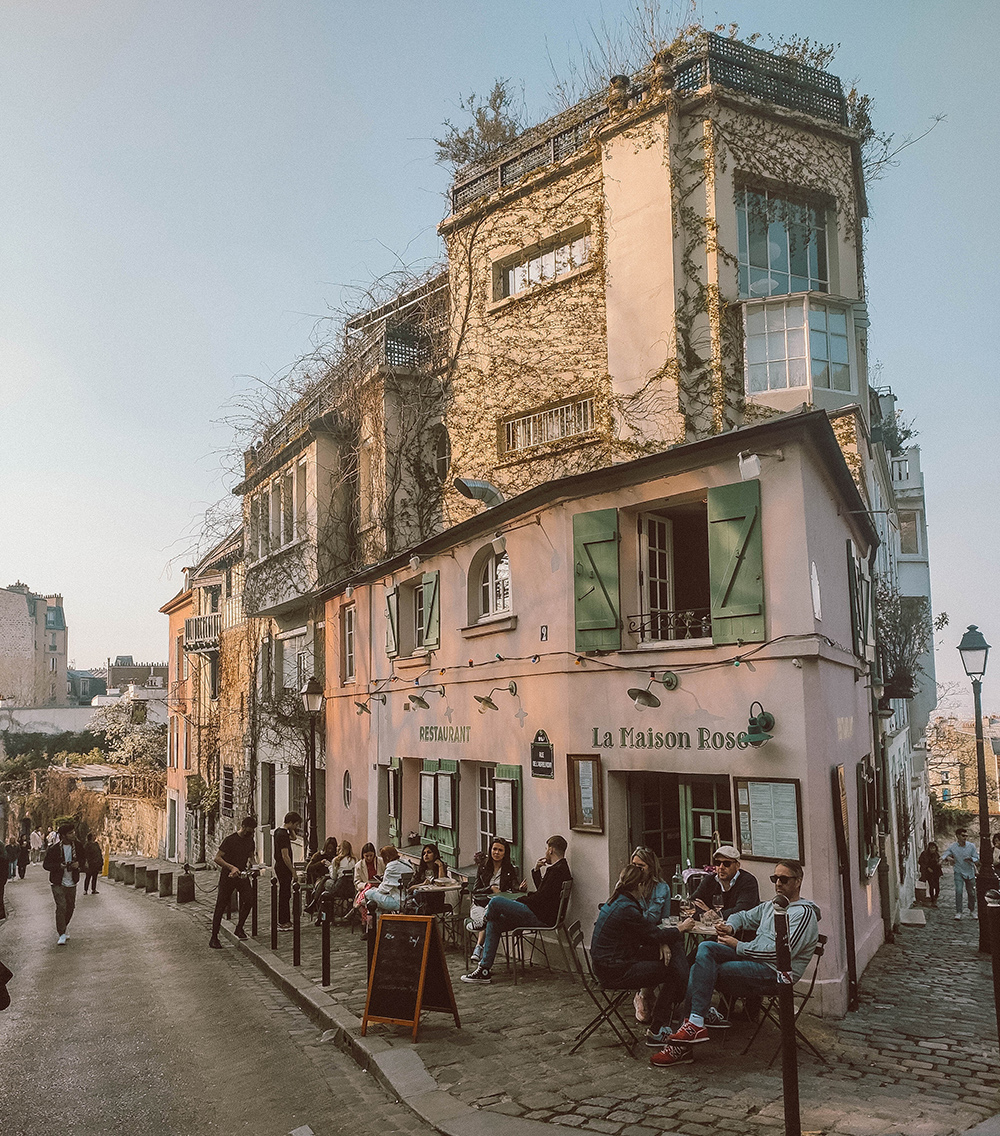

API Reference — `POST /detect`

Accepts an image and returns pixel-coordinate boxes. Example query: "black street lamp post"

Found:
[301,675,325,858]
[957,625,994,953]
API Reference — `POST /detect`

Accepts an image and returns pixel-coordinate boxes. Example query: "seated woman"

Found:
[303,838,339,912]
[353,842,384,894]
[407,842,448,914]
[469,837,519,963]
[363,846,411,931]
[629,847,670,1023]
[328,840,357,899]
[590,864,688,1046]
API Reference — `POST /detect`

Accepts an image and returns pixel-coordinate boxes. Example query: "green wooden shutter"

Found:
[846,541,875,661]
[387,756,401,846]
[708,480,764,645]
[422,570,440,650]
[385,588,399,658]
[573,509,621,652]
[420,758,458,864]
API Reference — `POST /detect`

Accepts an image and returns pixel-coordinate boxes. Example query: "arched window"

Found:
[431,424,451,481]
[478,551,510,619]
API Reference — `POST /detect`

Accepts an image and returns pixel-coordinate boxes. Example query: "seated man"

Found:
[651,859,819,1068]
[461,835,571,985]
[688,845,759,924]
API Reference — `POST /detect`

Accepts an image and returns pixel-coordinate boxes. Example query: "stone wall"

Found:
[104,794,166,859]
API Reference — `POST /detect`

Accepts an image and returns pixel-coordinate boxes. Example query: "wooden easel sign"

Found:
[361,914,461,1041]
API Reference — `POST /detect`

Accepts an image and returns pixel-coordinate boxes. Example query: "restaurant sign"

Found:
[590,725,752,751]
[418,724,471,744]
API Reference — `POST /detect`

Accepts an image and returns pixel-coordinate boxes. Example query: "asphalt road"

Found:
[0,870,436,1136]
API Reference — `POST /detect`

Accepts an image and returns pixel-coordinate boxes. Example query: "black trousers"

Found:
[83,871,99,893]
[275,868,292,924]
[212,874,252,937]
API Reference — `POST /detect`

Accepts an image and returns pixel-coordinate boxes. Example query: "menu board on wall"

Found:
[734,778,803,862]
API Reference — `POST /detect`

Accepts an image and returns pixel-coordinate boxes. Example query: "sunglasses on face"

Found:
[714,859,737,867]
[770,874,799,883]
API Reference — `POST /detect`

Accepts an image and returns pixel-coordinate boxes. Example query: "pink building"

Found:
[322,410,882,1016]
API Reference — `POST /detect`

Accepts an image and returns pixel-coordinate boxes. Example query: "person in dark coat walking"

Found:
[5,839,18,881]
[16,837,30,880]
[82,834,103,894]
[42,822,83,944]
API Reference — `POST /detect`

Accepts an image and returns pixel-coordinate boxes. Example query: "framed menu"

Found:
[567,754,604,833]
[733,777,803,863]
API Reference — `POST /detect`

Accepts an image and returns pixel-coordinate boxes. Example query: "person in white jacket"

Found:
[654,859,819,1061]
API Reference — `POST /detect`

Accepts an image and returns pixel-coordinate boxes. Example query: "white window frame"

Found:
[494,227,591,301]
[736,187,829,299]
[478,551,511,620]
[743,294,855,397]
[342,605,356,683]
[898,510,920,556]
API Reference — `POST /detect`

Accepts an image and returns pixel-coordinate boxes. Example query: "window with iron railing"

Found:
[503,396,595,455]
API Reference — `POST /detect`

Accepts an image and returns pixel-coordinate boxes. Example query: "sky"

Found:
[1,1,995,705]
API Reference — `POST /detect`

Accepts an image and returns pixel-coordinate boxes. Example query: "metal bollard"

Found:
[292,882,302,967]
[270,877,278,950]
[251,872,259,938]
[320,892,335,987]
[773,895,801,1136]
[986,890,1000,1047]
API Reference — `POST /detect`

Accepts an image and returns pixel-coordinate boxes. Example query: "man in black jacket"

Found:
[461,835,571,985]
[42,822,83,944]
[209,816,257,948]
[687,845,759,924]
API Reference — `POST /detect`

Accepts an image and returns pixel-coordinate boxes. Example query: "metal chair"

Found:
[565,920,640,1058]
[739,933,828,1065]
[503,880,573,983]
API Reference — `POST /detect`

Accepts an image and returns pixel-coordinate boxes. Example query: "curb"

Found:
[220,922,557,1136]
[110,870,559,1136]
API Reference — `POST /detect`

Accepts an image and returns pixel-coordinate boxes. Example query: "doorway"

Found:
[627,772,733,874]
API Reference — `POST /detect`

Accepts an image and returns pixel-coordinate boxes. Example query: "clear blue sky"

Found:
[1,1,994,704]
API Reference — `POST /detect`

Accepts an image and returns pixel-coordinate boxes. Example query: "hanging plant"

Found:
[875,579,945,700]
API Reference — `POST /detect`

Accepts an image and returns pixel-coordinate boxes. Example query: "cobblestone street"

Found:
[142,863,1000,1136]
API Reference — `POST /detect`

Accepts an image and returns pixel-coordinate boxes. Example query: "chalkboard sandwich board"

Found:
[361,914,460,1041]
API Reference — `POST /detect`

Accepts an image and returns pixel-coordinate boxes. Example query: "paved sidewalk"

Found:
[110,861,1000,1136]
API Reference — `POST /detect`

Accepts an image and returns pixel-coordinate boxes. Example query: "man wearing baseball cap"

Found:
[689,846,759,922]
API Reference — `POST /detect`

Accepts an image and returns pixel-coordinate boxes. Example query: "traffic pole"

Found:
[321,894,332,987]
[251,872,258,938]
[773,894,801,1136]
[270,876,278,950]
[293,881,302,967]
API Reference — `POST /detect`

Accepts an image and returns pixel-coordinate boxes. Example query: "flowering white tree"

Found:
[89,700,167,770]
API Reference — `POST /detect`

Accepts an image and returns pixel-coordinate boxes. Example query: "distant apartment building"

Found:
[103,656,168,693]
[0,582,68,706]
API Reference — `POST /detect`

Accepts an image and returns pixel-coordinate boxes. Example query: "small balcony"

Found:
[627,609,712,643]
[184,613,221,653]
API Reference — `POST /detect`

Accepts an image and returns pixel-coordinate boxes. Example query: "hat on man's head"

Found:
[713,845,741,862]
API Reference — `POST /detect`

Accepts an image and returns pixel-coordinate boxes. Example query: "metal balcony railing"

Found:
[184,613,221,651]
[627,609,712,642]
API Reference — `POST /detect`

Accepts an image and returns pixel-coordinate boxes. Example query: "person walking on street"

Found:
[5,839,18,881]
[16,838,30,880]
[943,829,979,919]
[42,822,83,944]
[918,842,943,906]
[272,812,301,931]
[209,815,257,948]
[45,827,59,848]
[82,833,103,894]
[30,828,44,864]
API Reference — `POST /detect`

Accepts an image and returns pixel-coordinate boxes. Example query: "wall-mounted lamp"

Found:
[626,672,679,711]
[355,694,387,715]
[408,554,421,571]
[408,685,445,711]
[475,680,517,713]
[746,701,775,747]
[738,449,784,481]
[344,584,354,599]
[491,533,507,556]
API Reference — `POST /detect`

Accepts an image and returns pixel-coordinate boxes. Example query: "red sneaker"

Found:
[650,1044,694,1068]
[668,1019,710,1045]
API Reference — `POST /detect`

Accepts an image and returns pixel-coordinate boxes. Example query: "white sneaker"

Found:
[972,908,978,919]
[57,934,67,945]
[955,913,963,920]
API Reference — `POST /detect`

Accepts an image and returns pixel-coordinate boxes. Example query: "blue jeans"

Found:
[955,873,976,914]
[687,940,777,1019]
[480,896,544,970]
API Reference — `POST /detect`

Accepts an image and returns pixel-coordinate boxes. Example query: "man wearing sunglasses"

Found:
[688,845,759,924]
[652,859,819,1065]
